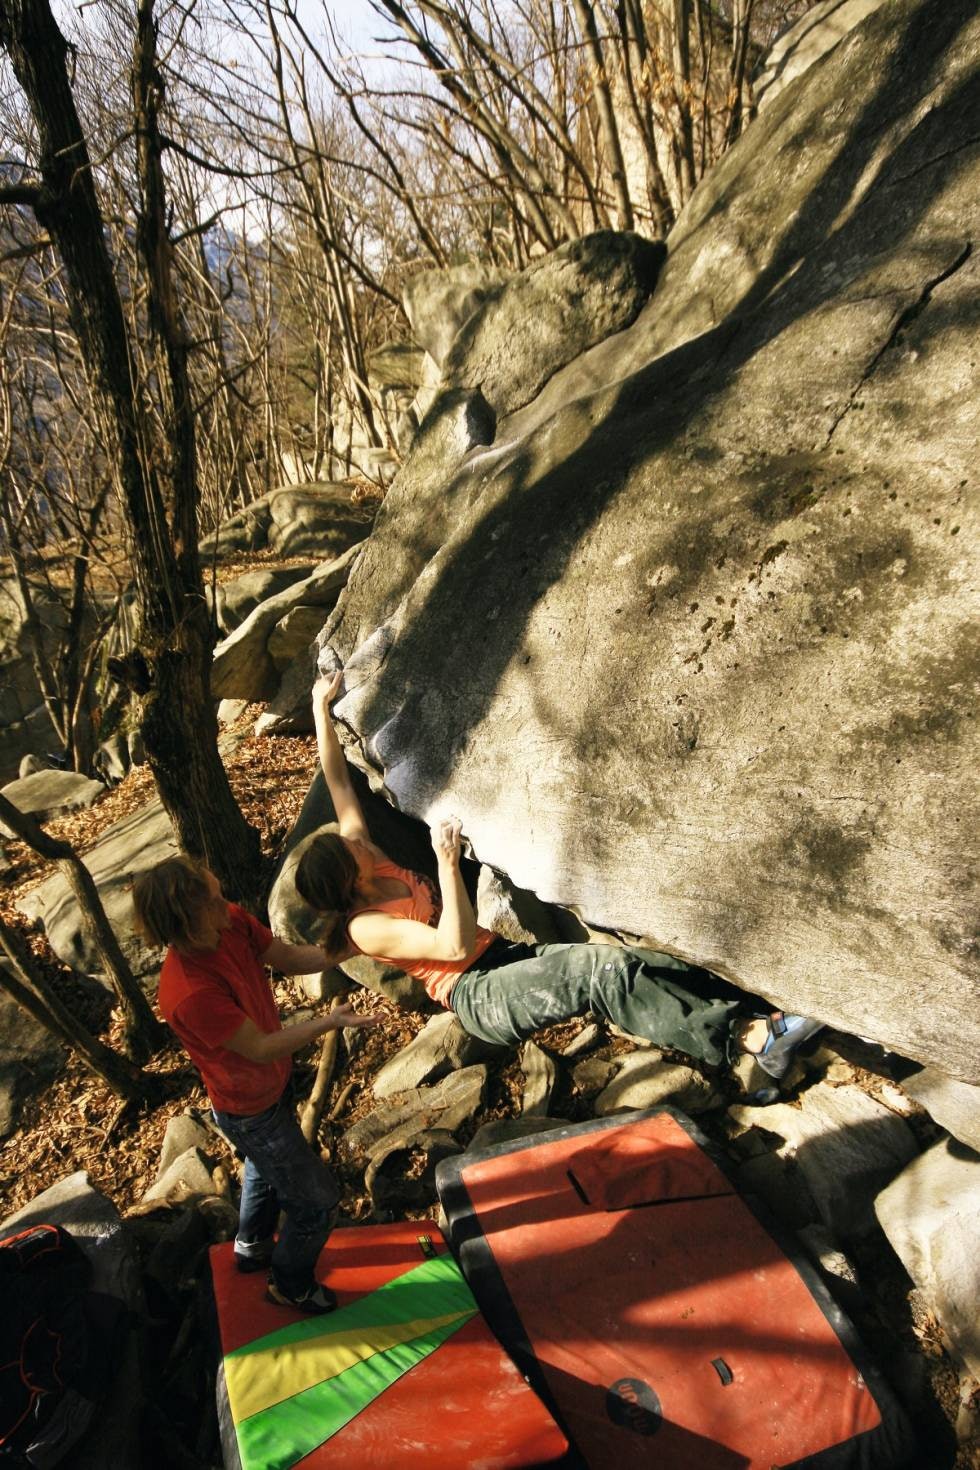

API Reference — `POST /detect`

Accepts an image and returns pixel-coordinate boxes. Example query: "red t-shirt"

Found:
[157,904,290,1115]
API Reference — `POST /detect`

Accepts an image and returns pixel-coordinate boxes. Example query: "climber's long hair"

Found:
[295,833,360,954]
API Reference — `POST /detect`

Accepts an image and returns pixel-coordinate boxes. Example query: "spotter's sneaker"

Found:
[234,1250,273,1274]
[265,1278,337,1314]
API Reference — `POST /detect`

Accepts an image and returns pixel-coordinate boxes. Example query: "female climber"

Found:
[296,671,822,1080]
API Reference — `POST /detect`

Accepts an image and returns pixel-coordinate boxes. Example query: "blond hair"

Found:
[131,855,213,949]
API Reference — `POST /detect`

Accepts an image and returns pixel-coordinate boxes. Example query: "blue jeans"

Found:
[212,1087,340,1296]
[451,941,741,1067]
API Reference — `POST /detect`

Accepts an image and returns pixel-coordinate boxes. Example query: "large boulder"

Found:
[441,231,665,418]
[320,0,980,1080]
[754,0,888,111]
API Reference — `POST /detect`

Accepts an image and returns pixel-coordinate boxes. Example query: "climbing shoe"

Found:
[756,1014,825,1080]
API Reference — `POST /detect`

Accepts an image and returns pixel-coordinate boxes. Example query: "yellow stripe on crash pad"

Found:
[225,1308,470,1423]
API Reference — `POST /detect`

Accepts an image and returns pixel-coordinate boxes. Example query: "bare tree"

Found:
[0,791,167,1061]
[0,913,156,1102]
[0,0,264,904]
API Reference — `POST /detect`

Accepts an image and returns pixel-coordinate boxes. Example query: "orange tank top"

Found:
[347,857,496,1008]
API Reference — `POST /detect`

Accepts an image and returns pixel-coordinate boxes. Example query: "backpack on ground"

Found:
[0,1223,126,1467]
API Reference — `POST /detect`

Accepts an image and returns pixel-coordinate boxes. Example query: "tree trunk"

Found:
[0,914,152,1102]
[671,0,697,203]
[0,0,264,909]
[570,0,635,230]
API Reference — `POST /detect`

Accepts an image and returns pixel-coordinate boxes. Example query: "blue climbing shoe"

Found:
[756,1014,825,1080]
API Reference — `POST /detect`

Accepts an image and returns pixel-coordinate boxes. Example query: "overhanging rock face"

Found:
[323,0,980,1081]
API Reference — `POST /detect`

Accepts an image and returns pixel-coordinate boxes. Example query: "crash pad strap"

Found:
[224,1253,478,1470]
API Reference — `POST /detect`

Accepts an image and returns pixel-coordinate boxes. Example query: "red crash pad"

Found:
[437,1109,913,1470]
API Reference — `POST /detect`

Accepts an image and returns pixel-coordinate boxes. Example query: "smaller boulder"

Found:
[372,1012,497,1099]
[0,769,105,833]
[571,1055,619,1098]
[465,1117,567,1152]
[157,1111,214,1177]
[344,1065,487,1159]
[0,981,66,1138]
[562,1022,603,1058]
[126,730,146,767]
[215,566,315,635]
[876,1138,980,1379]
[269,606,329,672]
[253,645,319,736]
[521,1041,556,1117]
[211,544,361,701]
[199,497,272,556]
[476,866,560,944]
[737,1151,819,1231]
[217,698,248,725]
[402,262,509,369]
[267,484,376,559]
[733,1082,919,1239]
[899,1067,980,1154]
[796,1222,862,1313]
[16,798,178,979]
[144,1206,211,1293]
[442,232,666,417]
[594,1052,718,1116]
[93,734,130,785]
[141,1146,219,1205]
[18,752,49,777]
[364,1125,460,1216]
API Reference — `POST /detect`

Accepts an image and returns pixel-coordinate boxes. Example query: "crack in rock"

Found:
[825,241,972,445]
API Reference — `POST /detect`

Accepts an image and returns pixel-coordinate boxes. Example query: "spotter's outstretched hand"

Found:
[329,1001,382,1031]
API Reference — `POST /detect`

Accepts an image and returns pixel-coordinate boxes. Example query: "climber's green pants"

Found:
[449,940,741,1067]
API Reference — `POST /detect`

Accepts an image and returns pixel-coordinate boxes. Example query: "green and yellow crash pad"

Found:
[210,1221,567,1469]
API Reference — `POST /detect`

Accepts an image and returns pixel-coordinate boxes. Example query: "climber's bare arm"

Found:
[311,671,374,845]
